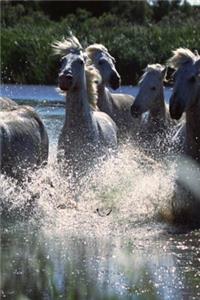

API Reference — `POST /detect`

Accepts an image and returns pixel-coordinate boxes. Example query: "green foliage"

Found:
[1,7,200,85]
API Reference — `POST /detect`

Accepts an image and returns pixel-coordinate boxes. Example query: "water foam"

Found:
[0,142,176,239]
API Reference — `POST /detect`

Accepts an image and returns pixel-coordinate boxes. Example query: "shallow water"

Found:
[0,85,200,300]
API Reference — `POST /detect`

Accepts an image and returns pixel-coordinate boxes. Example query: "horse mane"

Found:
[86,65,101,110]
[52,35,83,56]
[85,43,115,65]
[168,48,198,69]
[56,65,101,110]
[139,64,166,84]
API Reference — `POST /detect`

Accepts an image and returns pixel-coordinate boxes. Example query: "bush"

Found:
[1,9,200,85]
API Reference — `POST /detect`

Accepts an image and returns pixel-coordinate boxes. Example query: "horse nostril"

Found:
[65,74,73,81]
[63,69,72,77]
[110,73,121,90]
[59,73,73,82]
[58,73,73,91]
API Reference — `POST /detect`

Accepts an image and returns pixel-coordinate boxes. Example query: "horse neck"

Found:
[185,86,200,162]
[64,77,93,130]
[149,86,166,123]
[97,84,113,114]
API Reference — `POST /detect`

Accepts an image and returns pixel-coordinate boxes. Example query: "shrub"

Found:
[1,9,200,85]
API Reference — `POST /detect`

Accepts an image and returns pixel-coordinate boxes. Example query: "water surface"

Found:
[0,85,199,300]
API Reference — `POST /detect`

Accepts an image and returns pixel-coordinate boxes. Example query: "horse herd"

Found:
[0,35,200,227]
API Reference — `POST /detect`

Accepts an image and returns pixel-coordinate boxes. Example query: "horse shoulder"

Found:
[93,111,117,147]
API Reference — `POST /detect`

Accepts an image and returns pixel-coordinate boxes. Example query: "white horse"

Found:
[52,36,117,179]
[0,97,49,180]
[168,48,200,227]
[130,64,177,156]
[85,44,136,139]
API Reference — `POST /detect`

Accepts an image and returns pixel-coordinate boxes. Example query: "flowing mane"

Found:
[86,65,101,109]
[85,43,116,65]
[168,48,199,69]
[139,64,166,84]
[52,35,83,56]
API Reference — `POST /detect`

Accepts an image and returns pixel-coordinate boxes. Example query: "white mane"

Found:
[139,64,166,84]
[52,35,83,56]
[86,65,101,109]
[85,43,115,65]
[168,48,199,69]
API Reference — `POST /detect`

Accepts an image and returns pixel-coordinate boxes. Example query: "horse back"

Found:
[0,97,17,110]
[0,106,49,178]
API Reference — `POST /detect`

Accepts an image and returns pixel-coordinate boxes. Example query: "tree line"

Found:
[1,0,199,85]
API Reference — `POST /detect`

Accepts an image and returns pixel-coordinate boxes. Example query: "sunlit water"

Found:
[0,85,200,300]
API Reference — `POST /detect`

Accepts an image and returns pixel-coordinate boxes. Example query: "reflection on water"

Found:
[36,106,64,146]
[1,223,200,300]
[0,85,200,300]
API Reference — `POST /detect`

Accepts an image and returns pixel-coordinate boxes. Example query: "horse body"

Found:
[168,48,200,226]
[98,85,136,137]
[86,44,135,139]
[184,93,200,162]
[53,36,117,178]
[58,86,117,174]
[169,49,200,163]
[130,64,177,156]
[0,100,49,179]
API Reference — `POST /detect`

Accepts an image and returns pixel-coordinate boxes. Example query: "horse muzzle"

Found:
[169,96,184,120]
[58,74,73,91]
[109,73,121,90]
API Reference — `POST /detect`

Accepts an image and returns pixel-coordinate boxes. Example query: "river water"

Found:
[0,85,200,300]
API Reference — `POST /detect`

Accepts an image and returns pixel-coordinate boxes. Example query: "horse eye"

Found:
[151,86,156,91]
[79,60,84,65]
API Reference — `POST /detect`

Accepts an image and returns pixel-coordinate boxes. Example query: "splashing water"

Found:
[1,93,200,299]
[0,140,176,239]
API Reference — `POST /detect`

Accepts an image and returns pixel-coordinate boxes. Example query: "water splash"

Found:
[0,141,176,238]
[1,140,200,300]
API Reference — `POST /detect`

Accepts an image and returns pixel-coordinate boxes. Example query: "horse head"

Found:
[131,64,166,118]
[85,44,121,90]
[169,48,200,120]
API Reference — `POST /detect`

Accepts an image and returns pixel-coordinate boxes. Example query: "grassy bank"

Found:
[1,9,200,85]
